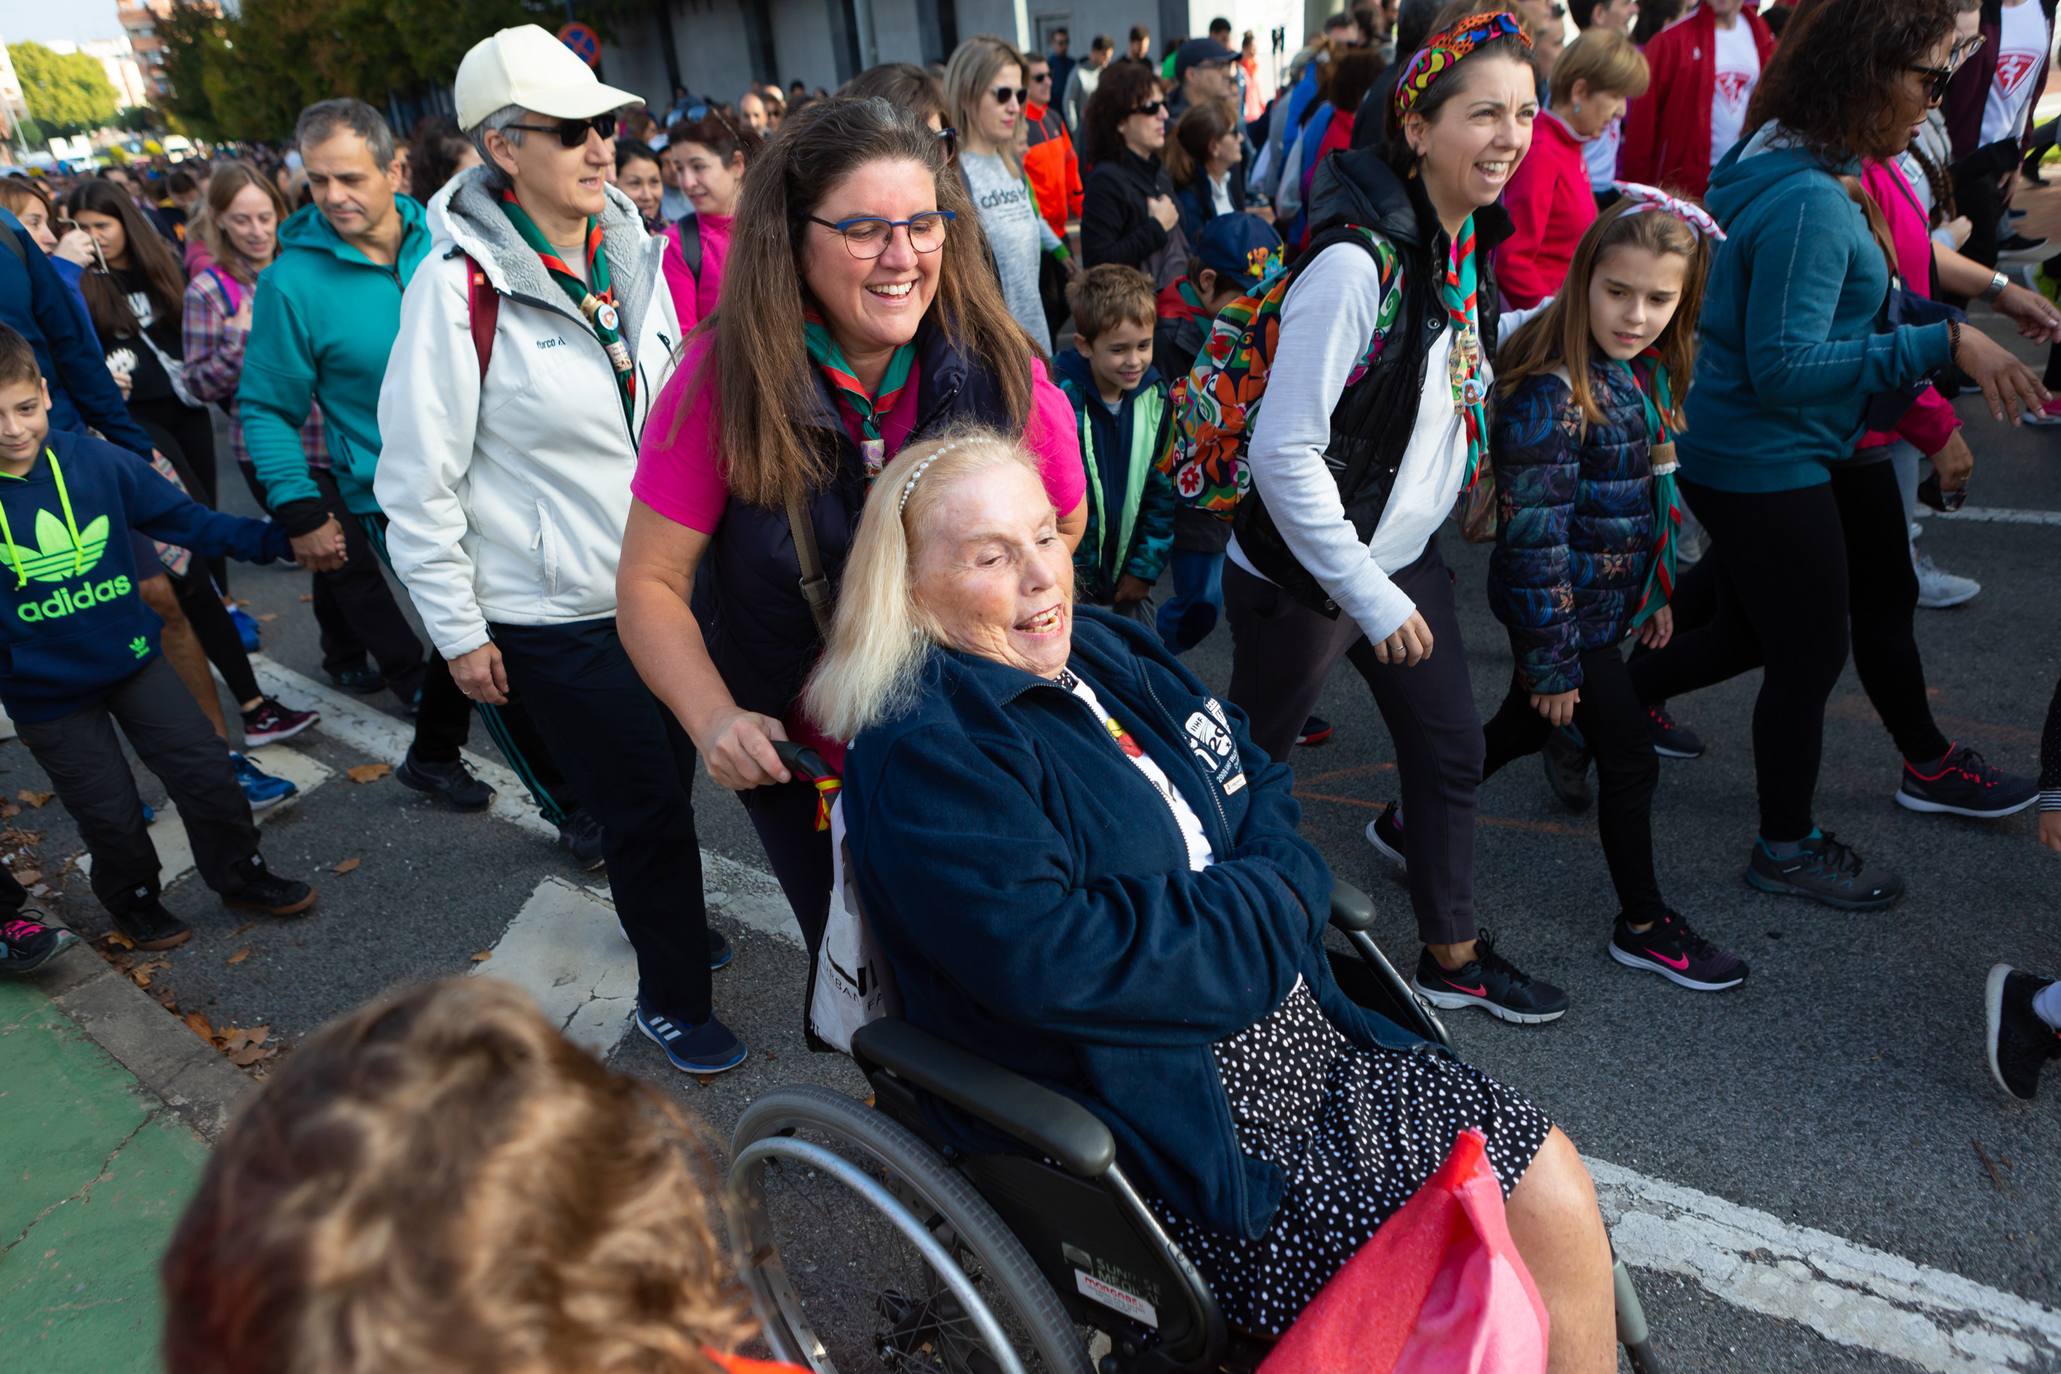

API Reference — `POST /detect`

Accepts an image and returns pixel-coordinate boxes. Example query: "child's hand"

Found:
[1114,574,1152,606]
[2040,810,2061,854]
[1636,605,1673,650]
[1530,689,1579,727]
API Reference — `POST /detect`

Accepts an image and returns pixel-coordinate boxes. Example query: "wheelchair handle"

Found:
[772,739,833,782]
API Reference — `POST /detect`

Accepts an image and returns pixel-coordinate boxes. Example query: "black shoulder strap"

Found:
[675,212,701,281]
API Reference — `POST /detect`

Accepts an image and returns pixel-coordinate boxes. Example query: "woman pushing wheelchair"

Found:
[803,427,1619,1370]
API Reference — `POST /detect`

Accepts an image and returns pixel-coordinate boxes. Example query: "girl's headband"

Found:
[898,441,968,513]
[1393,11,1531,124]
[1613,182,1727,242]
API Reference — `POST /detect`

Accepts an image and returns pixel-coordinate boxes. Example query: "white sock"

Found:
[2034,979,2061,1032]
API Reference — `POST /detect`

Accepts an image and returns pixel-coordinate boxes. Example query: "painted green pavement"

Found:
[0,977,206,1374]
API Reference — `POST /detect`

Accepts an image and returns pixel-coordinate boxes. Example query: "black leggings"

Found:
[1483,646,1665,922]
[138,417,263,709]
[133,398,224,590]
[1629,464,1949,841]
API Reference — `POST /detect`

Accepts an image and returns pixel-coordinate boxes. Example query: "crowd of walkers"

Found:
[3,0,2061,1367]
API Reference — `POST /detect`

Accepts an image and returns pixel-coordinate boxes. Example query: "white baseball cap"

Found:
[454,25,641,131]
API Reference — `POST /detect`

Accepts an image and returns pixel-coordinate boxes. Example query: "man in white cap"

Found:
[375,27,743,1075]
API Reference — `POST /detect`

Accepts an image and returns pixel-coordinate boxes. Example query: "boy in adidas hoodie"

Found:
[0,324,323,956]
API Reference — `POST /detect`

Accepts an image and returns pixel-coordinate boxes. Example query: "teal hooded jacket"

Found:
[237,195,433,529]
[1680,131,1954,494]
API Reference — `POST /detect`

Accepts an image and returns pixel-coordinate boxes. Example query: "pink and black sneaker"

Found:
[1412,931,1570,1026]
[0,914,80,976]
[1610,912,1748,992]
[1896,743,2039,820]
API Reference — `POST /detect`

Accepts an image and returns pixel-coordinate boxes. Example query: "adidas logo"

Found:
[7,509,127,623]
[15,576,133,623]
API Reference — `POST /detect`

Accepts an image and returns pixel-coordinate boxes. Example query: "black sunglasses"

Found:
[1130,99,1166,117]
[1909,62,1955,104]
[504,112,619,148]
[990,86,1029,106]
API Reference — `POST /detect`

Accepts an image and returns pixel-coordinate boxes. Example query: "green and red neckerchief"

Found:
[1440,214,1490,496]
[803,310,916,480]
[1620,352,1681,628]
[496,190,635,425]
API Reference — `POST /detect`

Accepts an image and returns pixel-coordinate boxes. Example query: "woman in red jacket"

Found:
[1501,29,1651,307]
[1618,0,1777,198]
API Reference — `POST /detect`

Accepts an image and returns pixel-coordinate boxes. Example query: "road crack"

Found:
[0,1110,157,1259]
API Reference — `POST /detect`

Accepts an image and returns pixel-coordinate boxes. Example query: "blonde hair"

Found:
[160,979,750,1374]
[804,427,1048,740]
[1549,27,1651,108]
[944,35,1030,170]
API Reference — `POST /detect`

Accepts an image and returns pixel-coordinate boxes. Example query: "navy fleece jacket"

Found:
[1681,132,1954,493]
[840,608,1427,1239]
[0,429,290,720]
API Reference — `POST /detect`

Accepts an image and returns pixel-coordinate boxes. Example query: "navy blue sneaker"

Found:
[231,752,298,810]
[635,1004,747,1074]
[709,928,734,971]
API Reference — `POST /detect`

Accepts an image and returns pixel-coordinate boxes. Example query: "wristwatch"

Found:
[1981,270,2010,303]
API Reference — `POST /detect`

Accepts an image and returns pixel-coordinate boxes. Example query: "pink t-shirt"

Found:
[633,336,1087,534]
[661,212,732,334]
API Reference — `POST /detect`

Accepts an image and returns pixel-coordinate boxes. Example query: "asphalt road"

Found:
[7,322,2059,1372]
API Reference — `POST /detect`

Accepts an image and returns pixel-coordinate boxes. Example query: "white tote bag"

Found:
[808,794,901,1053]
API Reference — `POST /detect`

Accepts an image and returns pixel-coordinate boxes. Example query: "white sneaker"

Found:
[1912,546,1980,609]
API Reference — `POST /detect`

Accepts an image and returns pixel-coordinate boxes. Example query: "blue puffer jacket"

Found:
[1488,359,1661,695]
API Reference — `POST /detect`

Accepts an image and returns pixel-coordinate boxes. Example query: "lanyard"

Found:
[0,447,85,590]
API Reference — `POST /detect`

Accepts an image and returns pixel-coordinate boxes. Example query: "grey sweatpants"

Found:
[16,656,258,914]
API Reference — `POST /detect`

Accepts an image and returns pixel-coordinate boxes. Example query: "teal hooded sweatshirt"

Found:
[237,195,433,527]
[1680,130,1955,494]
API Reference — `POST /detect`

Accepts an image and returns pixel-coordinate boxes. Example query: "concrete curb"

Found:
[28,942,253,1145]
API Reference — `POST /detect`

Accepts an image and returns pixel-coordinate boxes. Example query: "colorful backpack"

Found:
[1166,225,1406,519]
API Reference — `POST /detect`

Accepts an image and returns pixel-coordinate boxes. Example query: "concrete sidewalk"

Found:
[0,974,211,1373]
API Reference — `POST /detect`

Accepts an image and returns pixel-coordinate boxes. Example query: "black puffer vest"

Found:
[1234,150,1511,615]
[694,318,1017,718]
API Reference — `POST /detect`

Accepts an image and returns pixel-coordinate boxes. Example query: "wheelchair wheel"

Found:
[731,1085,1094,1374]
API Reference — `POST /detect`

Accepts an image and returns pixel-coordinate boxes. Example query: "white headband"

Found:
[1613,181,1727,242]
[898,441,967,514]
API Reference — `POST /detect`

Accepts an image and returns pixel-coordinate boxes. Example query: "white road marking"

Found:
[74,742,333,883]
[1920,505,2061,527]
[252,655,2061,1370]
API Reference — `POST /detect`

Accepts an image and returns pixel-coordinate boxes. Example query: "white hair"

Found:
[470,103,528,189]
[803,427,1048,741]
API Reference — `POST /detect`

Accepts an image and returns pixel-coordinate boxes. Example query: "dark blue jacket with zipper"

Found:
[841,608,1426,1239]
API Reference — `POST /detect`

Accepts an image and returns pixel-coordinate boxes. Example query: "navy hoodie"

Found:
[0,429,290,721]
[841,608,1427,1239]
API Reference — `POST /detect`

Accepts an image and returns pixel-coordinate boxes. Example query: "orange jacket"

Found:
[1024,102,1084,242]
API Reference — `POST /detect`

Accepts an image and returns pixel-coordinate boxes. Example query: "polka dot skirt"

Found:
[1155,980,1553,1336]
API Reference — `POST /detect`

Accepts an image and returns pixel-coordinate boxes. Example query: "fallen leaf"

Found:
[226,947,252,966]
[469,949,493,963]
[228,1041,278,1067]
[182,1010,216,1044]
[10,868,38,886]
[297,593,314,603]
[331,857,361,875]
[131,968,152,988]
[153,986,179,1011]
[104,929,135,951]
[230,922,258,937]
[15,789,52,808]
[221,1025,270,1052]
[256,612,280,623]
[346,763,392,784]
[0,803,17,818]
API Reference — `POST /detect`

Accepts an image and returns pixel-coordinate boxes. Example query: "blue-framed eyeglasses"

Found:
[806,210,956,259]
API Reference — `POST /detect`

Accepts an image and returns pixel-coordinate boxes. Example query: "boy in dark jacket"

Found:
[1052,265,1174,614]
[0,325,324,958]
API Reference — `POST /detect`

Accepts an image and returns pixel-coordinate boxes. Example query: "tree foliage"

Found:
[11,41,121,136]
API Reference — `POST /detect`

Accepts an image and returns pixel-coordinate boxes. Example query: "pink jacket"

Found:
[660,211,732,335]
[1857,157,1961,457]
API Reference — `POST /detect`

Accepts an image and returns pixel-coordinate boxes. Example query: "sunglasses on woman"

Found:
[1914,33,1987,105]
[1130,99,1166,117]
[990,86,1029,106]
[503,112,619,148]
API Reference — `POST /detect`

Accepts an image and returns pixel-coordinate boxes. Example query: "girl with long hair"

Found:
[1162,96,1249,243]
[944,35,1066,351]
[1484,193,1749,992]
[618,97,1086,973]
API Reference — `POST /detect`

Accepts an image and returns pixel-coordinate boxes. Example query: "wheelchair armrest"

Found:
[852,1018,1118,1180]
[1329,878,1378,934]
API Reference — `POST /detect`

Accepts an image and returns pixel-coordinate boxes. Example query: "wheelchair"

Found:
[730,751,1661,1374]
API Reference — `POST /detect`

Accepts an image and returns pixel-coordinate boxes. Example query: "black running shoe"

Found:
[1745,831,1904,911]
[110,887,192,951]
[558,809,606,870]
[327,664,387,695]
[1364,802,1406,868]
[1541,726,1593,813]
[1411,931,1569,1025]
[635,1003,747,1074]
[0,913,80,976]
[396,749,495,811]
[240,696,319,747]
[1896,743,2039,819]
[1986,964,2061,1101]
[1610,912,1748,992]
[1646,703,1704,759]
[220,855,318,917]
[1296,715,1334,747]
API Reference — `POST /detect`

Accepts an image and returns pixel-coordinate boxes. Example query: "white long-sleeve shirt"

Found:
[1227,240,1540,641]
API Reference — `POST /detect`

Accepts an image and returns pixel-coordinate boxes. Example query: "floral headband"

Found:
[1393,11,1532,124]
[1613,182,1727,242]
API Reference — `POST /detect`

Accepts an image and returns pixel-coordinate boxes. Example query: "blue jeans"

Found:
[1156,550,1226,653]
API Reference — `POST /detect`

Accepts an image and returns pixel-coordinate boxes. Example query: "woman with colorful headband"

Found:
[1226,5,1573,1028]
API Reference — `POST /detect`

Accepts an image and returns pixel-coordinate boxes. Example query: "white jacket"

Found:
[375,167,681,658]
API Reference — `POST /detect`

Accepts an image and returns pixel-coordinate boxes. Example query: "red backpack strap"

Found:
[465,253,498,381]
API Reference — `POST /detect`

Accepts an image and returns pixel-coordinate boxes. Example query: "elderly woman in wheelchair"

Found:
[761,428,1620,1372]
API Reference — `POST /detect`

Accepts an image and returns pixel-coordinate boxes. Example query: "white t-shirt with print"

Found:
[1983,0,2052,147]
[1709,19,1761,171]
[1063,675,1216,872]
